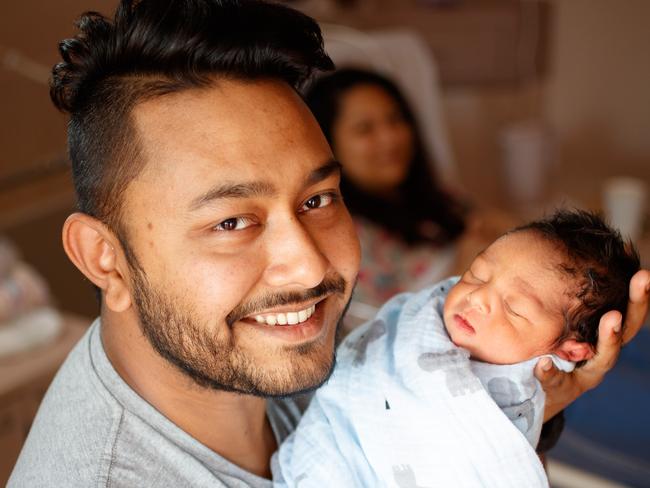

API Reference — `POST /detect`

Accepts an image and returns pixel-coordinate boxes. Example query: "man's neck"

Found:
[100,312,277,479]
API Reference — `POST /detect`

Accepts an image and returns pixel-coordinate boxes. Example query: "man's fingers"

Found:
[534,357,561,387]
[538,312,622,420]
[622,269,650,344]
[586,310,623,374]
[569,309,627,400]
[537,271,648,421]
[579,270,648,388]
[535,357,579,421]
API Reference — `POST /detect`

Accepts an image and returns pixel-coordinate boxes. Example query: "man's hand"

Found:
[536,269,650,421]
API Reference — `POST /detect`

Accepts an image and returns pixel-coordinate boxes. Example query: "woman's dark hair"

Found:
[51,0,333,235]
[304,68,465,245]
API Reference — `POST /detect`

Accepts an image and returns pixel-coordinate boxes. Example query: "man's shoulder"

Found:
[9,321,276,487]
[8,323,124,486]
[106,412,280,487]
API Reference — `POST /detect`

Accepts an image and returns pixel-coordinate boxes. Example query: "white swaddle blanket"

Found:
[274,278,571,487]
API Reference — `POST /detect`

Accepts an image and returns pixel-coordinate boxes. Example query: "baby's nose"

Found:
[467,288,490,314]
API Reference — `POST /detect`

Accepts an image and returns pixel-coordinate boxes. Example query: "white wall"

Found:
[544,0,650,175]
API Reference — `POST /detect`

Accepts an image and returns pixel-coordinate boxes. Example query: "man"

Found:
[9,0,650,486]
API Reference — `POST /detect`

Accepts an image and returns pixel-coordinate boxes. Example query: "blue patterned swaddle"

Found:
[274,278,569,487]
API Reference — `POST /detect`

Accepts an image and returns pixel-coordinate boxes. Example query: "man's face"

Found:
[119,79,360,396]
[443,231,569,364]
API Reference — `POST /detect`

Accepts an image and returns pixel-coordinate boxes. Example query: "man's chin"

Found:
[259,352,337,399]
[234,297,348,398]
[242,334,338,398]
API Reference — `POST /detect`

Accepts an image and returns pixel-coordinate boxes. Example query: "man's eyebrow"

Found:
[189,181,276,211]
[188,159,341,211]
[306,159,342,187]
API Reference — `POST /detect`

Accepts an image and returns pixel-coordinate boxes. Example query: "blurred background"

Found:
[0,0,649,486]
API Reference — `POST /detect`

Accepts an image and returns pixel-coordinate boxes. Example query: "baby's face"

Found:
[443,231,569,364]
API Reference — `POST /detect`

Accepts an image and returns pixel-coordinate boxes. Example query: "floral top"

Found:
[350,216,456,314]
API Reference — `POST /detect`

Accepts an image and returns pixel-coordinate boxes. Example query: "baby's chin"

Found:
[453,341,489,363]
[468,348,532,365]
[443,318,480,358]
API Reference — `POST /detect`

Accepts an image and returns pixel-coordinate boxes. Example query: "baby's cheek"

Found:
[443,284,463,313]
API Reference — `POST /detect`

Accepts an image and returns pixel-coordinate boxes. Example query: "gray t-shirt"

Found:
[8,319,305,487]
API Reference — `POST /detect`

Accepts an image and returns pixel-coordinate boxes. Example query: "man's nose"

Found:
[262,215,329,290]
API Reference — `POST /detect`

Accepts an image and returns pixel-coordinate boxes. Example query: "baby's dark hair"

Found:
[51,0,333,236]
[516,209,640,358]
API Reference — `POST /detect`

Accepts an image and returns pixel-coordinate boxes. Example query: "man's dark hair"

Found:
[304,68,466,246]
[517,209,640,357]
[51,0,333,236]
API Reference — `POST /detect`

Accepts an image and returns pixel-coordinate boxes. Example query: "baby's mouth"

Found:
[454,313,476,334]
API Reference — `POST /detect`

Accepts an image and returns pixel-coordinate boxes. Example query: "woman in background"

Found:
[305,68,487,315]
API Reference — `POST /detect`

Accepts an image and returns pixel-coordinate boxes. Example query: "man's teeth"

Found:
[253,304,316,326]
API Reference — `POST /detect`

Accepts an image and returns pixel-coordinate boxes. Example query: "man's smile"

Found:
[240,295,329,325]
[250,302,317,326]
[237,297,335,343]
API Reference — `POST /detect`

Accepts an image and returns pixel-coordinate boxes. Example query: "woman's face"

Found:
[332,83,414,194]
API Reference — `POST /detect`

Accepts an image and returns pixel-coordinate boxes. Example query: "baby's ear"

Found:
[554,339,595,362]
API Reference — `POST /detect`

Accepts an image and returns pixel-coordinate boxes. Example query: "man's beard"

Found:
[127,259,349,397]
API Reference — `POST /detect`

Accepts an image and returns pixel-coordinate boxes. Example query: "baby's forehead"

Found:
[481,231,561,264]
[480,231,576,308]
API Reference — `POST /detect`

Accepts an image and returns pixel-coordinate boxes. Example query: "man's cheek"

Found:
[190,259,265,312]
[328,222,361,281]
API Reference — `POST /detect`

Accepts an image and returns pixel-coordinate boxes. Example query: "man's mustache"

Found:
[226,274,347,327]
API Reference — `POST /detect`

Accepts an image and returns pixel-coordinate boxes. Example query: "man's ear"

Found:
[554,339,595,362]
[62,213,132,313]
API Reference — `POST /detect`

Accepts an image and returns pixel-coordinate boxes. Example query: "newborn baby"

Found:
[273,210,640,488]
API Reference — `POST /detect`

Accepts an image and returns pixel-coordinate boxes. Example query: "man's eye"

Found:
[301,192,337,211]
[213,217,253,231]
